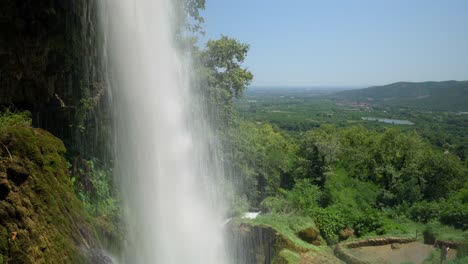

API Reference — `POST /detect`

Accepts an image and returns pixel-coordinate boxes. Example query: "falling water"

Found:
[98,0,226,263]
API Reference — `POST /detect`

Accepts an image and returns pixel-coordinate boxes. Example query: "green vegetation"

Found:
[0,110,97,263]
[277,249,301,264]
[224,83,468,262]
[241,214,318,250]
[71,159,121,248]
[236,87,468,155]
[0,109,32,131]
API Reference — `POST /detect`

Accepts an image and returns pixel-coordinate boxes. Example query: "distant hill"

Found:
[328,81,468,111]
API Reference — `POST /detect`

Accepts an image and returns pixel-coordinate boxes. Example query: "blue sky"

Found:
[201,0,468,87]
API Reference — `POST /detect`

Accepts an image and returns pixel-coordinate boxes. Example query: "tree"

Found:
[224,122,296,205]
[194,36,253,128]
[201,36,253,100]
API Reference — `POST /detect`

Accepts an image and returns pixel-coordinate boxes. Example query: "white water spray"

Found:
[99,1,226,263]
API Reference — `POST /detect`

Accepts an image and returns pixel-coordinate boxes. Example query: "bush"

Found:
[72,159,120,222]
[440,200,468,230]
[408,200,442,223]
[308,207,345,244]
[286,179,322,212]
[354,209,385,236]
[260,196,290,213]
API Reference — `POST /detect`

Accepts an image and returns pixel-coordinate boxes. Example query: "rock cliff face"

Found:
[0,1,113,262]
[225,222,304,264]
[0,0,110,160]
[0,125,108,263]
[226,223,282,264]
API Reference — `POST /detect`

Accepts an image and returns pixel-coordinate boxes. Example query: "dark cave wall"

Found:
[0,0,111,161]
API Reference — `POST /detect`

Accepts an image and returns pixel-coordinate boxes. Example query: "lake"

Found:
[362,117,415,125]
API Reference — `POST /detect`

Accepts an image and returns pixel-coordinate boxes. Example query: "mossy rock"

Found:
[298,226,321,245]
[0,125,101,263]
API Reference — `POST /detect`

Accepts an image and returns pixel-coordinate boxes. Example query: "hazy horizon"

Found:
[248,79,468,90]
[202,1,468,87]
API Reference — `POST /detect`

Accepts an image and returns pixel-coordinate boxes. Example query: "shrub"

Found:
[423,222,438,244]
[354,209,385,236]
[308,207,345,244]
[408,200,442,223]
[72,159,120,221]
[286,179,321,212]
[260,196,290,213]
[440,200,468,230]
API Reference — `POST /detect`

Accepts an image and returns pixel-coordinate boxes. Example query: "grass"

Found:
[277,249,301,264]
[240,213,319,251]
[424,221,468,242]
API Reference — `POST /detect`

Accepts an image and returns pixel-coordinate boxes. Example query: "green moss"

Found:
[0,125,98,263]
[241,213,319,251]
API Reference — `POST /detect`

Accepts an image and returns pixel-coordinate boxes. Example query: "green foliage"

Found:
[308,207,345,244]
[408,200,442,223]
[353,209,385,236]
[419,151,467,201]
[295,128,330,186]
[286,179,322,212]
[439,199,468,230]
[260,179,322,214]
[260,195,290,214]
[0,109,31,131]
[173,0,206,34]
[198,36,253,127]
[202,36,253,98]
[71,159,121,243]
[408,190,468,230]
[224,121,295,204]
[323,168,379,210]
[73,159,118,217]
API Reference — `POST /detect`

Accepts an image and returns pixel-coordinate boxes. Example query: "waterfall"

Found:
[98,0,226,263]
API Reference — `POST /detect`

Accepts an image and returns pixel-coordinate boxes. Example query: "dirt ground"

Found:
[348,242,457,264]
[300,250,345,264]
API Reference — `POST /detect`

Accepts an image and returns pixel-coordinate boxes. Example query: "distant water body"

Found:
[362,117,415,125]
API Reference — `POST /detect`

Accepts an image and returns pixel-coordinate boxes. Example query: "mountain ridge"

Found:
[328,80,468,111]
